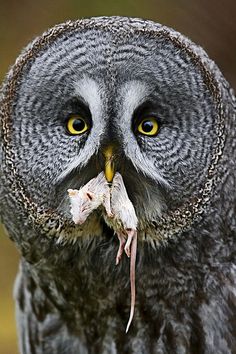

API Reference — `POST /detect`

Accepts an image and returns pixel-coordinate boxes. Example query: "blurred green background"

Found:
[0,0,235,353]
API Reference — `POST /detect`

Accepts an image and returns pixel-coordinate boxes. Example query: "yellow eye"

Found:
[66,116,89,135]
[137,117,159,136]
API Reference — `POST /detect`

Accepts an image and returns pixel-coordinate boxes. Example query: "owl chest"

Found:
[27,249,198,328]
[19,243,234,354]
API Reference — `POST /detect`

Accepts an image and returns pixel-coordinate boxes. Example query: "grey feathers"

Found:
[0,16,235,353]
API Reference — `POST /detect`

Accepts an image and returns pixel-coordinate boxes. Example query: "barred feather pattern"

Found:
[0,16,236,353]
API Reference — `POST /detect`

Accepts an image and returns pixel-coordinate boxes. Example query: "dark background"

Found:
[0,1,235,353]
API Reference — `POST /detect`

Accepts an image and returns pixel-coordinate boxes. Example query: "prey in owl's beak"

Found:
[67,152,138,333]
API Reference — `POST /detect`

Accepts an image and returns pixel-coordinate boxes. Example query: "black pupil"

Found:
[142,120,154,132]
[73,118,85,131]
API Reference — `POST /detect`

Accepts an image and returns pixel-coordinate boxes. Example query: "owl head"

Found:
[0,17,231,246]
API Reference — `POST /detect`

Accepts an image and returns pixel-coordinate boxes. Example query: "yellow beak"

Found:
[103,146,115,183]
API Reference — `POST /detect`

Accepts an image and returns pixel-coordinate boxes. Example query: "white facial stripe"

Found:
[74,77,102,117]
[121,80,149,112]
[56,77,103,183]
[119,81,170,189]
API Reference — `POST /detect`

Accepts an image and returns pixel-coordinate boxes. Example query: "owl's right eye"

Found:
[66,116,89,135]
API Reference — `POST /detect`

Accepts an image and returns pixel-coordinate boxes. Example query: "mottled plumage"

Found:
[0,16,236,353]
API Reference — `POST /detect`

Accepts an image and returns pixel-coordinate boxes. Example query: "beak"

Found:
[103,146,115,183]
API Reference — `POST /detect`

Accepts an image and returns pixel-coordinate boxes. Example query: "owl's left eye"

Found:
[137,117,159,136]
[66,116,89,135]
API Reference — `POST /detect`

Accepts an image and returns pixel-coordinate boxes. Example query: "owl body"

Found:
[0,17,236,353]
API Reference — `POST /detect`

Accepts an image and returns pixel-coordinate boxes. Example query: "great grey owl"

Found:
[0,16,236,354]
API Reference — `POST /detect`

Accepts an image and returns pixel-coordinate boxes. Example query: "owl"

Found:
[0,16,236,354]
